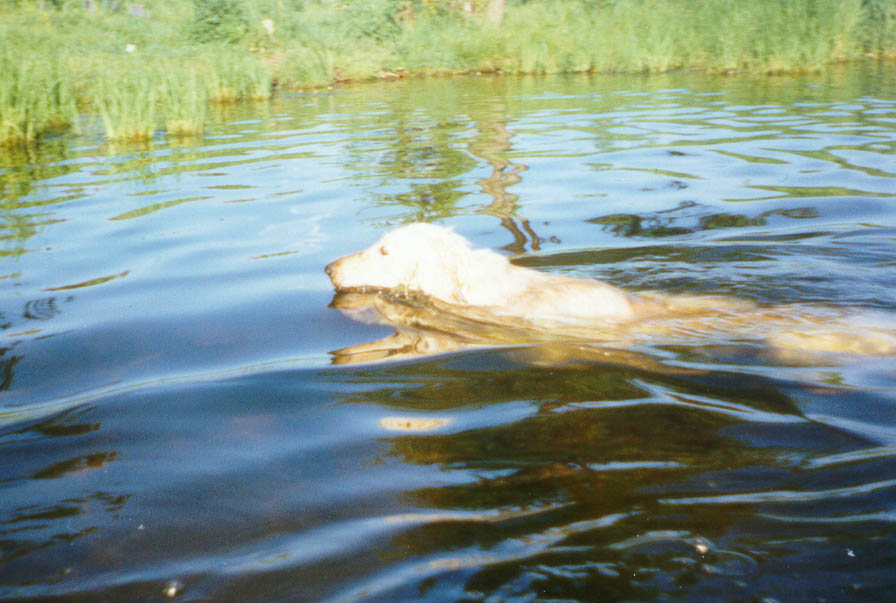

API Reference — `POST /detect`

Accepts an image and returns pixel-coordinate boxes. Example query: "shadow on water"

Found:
[4,342,893,601]
[323,352,888,601]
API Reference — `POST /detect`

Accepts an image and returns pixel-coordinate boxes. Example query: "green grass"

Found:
[92,63,158,141]
[160,62,207,137]
[0,44,77,145]
[1,0,895,146]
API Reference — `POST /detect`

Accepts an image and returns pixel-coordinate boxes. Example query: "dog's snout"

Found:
[325,259,341,279]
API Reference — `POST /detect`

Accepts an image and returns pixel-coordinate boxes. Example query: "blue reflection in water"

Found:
[1,67,896,600]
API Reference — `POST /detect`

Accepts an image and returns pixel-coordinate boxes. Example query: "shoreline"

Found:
[2,0,895,146]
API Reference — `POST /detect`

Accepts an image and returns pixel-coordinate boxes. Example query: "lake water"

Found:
[2,66,896,601]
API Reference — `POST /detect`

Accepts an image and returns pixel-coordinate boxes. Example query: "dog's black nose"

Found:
[324,262,334,277]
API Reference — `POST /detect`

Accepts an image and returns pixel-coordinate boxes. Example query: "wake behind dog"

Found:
[325,223,896,363]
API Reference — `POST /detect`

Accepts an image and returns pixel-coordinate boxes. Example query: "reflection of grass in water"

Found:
[1,0,895,145]
[45,270,130,291]
[109,196,211,221]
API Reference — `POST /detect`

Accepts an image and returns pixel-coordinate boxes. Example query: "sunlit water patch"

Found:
[2,66,896,600]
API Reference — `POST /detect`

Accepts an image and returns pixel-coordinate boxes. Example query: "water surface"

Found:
[2,66,896,600]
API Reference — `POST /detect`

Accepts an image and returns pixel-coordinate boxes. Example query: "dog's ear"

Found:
[449,251,477,305]
[397,227,506,306]
[398,236,474,305]
[452,248,511,306]
[396,247,458,304]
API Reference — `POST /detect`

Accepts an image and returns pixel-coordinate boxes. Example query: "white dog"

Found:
[325,223,896,357]
[325,222,666,323]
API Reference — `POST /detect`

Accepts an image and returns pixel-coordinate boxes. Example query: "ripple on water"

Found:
[2,68,896,601]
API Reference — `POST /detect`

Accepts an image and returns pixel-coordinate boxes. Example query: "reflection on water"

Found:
[328,285,896,364]
[2,65,896,600]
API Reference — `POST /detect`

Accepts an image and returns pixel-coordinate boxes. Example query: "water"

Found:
[2,66,896,600]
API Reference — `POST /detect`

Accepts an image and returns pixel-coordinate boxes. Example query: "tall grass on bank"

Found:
[402,0,869,75]
[205,50,274,103]
[90,51,271,141]
[161,64,207,137]
[92,67,158,141]
[0,46,77,146]
[2,0,896,146]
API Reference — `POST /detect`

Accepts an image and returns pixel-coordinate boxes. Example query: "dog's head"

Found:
[325,223,485,304]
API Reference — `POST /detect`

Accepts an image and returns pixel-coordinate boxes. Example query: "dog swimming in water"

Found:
[325,222,896,359]
[325,222,669,323]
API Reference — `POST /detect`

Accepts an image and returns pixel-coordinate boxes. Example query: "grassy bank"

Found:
[2,0,895,146]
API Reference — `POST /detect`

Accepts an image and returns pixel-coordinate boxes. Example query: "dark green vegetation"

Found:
[2,0,896,145]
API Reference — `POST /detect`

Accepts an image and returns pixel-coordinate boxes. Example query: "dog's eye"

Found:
[379,246,389,256]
